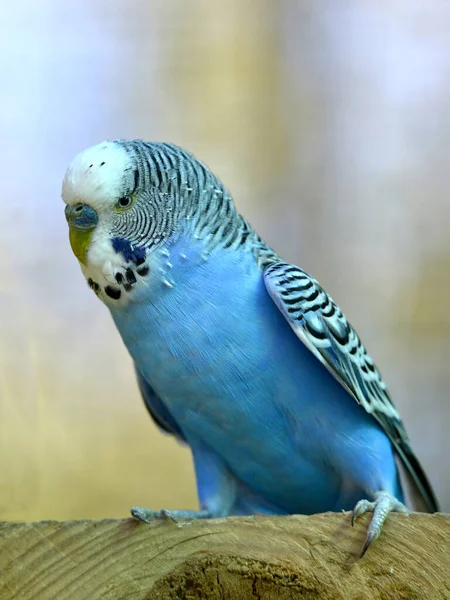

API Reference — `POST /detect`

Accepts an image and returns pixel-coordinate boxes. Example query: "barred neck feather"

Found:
[189,187,278,268]
[119,140,279,267]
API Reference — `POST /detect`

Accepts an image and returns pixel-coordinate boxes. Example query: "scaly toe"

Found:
[159,509,178,523]
[352,491,409,557]
[131,506,164,523]
[351,499,375,526]
[131,507,213,523]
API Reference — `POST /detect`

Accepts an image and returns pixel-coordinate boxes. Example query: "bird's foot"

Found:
[131,507,211,524]
[351,490,408,557]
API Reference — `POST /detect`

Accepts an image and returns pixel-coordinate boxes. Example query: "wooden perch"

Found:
[1,512,449,599]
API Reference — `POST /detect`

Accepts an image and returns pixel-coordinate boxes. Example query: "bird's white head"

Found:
[62,140,152,305]
[62,141,132,213]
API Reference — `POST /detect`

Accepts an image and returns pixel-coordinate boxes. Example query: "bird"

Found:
[62,139,438,556]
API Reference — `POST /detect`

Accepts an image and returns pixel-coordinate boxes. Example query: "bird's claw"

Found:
[131,507,212,523]
[351,491,408,557]
[131,507,178,524]
[351,499,373,526]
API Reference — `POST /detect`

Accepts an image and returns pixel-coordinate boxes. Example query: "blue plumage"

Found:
[111,236,402,516]
[111,237,147,265]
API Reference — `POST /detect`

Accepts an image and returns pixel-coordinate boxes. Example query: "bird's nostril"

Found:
[66,203,98,230]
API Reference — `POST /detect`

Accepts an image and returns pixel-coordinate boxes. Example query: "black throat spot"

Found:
[105,286,121,300]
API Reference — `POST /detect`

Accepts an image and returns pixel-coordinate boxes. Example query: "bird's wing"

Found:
[135,366,186,443]
[263,260,438,512]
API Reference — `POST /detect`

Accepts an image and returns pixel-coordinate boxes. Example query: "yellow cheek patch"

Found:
[69,227,94,266]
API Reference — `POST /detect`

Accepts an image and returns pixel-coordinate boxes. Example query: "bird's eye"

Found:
[115,196,134,212]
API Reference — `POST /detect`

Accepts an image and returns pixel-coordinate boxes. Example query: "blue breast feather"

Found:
[110,235,402,515]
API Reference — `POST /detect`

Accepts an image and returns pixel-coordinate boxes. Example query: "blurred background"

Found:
[1,0,449,521]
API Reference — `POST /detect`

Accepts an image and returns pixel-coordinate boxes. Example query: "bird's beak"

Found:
[65,203,99,266]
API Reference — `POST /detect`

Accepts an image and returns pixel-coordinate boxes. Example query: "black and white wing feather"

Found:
[263,261,438,513]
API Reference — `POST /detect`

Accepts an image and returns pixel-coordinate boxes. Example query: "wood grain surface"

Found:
[1,512,449,599]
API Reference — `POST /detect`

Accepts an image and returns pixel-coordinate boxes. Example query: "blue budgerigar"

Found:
[62,140,438,556]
